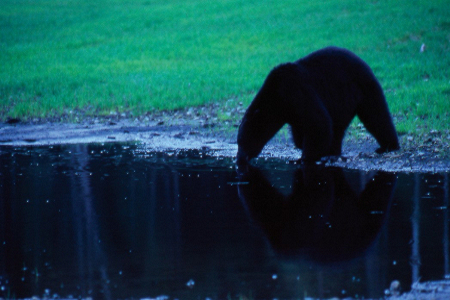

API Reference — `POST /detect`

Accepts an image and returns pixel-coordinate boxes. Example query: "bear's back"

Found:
[296,46,377,86]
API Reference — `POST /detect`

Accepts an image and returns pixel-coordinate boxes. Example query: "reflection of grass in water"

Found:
[1,0,449,133]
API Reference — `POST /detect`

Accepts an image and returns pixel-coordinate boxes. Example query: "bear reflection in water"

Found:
[237,165,397,262]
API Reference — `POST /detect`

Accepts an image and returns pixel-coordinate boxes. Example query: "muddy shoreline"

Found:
[1,115,449,173]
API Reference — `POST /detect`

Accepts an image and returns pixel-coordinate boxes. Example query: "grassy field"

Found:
[1,0,449,134]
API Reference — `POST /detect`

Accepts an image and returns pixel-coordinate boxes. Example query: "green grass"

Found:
[1,0,449,133]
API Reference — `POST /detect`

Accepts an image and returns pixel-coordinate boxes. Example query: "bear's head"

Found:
[237,100,285,166]
[236,64,297,166]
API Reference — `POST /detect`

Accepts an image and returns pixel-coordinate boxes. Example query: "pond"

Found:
[0,143,449,300]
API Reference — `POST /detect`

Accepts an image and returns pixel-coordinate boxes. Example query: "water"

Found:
[0,143,449,299]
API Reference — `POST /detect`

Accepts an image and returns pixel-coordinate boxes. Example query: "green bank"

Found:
[1,0,449,134]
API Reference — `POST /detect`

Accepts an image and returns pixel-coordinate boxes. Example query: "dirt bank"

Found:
[1,110,449,173]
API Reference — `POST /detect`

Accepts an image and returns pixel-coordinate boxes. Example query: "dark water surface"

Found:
[0,144,449,300]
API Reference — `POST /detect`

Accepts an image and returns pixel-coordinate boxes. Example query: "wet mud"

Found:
[1,118,449,173]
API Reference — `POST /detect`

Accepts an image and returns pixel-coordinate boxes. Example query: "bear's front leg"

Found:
[291,103,333,162]
[300,130,333,162]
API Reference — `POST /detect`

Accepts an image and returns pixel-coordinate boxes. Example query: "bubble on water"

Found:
[186,279,195,288]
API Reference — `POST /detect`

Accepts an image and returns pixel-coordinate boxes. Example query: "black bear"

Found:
[237,46,399,164]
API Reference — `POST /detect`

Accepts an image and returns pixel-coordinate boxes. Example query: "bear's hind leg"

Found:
[356,85,399,153]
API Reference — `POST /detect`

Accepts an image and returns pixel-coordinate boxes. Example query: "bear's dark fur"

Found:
[237,47,399,164]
